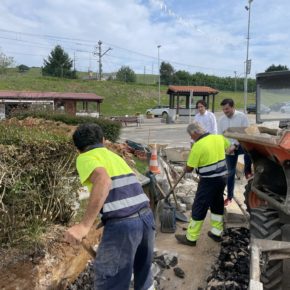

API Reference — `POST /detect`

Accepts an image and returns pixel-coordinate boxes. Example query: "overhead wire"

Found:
[0,28,237,75]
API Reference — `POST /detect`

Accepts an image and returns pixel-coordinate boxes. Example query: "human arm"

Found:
[64,167,112,245]
[185,165,194,172]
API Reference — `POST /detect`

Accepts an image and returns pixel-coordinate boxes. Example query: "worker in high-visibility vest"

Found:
[175,121,231,246]
[64,123,155,290]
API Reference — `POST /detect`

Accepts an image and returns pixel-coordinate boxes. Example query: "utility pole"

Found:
[244,0,253,113]
[94,41,112,81]
[157,45,161,105]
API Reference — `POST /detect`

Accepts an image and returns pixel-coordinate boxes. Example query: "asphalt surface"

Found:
[119,112,257,148]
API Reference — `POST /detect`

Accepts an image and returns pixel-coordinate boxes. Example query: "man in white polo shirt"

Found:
[218,98,252,206]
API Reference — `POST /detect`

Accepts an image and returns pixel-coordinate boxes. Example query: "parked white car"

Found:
[146,105,169,117]
[280,104,290,113]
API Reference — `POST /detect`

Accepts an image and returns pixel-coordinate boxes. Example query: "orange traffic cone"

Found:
[149,144,160,174]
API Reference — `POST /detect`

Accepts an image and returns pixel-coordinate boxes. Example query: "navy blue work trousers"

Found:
[226,145,252,200]
[94,209,155,290]
[192,176,226,220]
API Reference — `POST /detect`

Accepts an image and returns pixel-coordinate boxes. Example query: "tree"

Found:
[265,64,289,72]
[160,61,175,85]
[116,66,136,82]
[0,51,14,74]
[18,64,30,73]
[174,70,191,85]
[42,45,76,78]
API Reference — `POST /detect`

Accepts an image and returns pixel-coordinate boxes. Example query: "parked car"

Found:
[246,104,256,114]
[269,102,287,111]
[280,104,290,113]
[246,104,271,114]
[146,105,169,117]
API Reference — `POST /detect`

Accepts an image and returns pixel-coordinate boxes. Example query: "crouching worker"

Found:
[175,122,230,246]
[64,124,155,290]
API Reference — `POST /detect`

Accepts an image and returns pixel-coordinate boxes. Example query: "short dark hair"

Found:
[196,99,207,109]
[220,98,234,107]
[73,123,104,152]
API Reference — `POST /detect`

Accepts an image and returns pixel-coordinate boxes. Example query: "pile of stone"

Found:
[206,227,250,290]
[67,261,94,290]
[67,251,183,290]
[152,251,184,289]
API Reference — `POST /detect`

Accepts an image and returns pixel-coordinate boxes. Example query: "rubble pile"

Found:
[67,251,183,290]
[152,251,184,289]
[206,227,250,290]
[67,261,94,290]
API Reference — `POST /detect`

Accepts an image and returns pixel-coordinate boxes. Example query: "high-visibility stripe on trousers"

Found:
[186,218,204,242]
[210,213,223,237]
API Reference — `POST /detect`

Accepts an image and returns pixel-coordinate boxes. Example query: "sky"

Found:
[0,0,290,78]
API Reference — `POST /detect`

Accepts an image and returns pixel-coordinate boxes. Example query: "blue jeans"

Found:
[226,146,252,200]
[94,209,155,290]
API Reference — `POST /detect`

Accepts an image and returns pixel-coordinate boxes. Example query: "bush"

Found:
[0,123,79,247]
[11,111,122,143]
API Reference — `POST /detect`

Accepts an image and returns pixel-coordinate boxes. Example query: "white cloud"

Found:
[0,0,289,76]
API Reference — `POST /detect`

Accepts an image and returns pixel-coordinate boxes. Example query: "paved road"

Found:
[119,112,257,148]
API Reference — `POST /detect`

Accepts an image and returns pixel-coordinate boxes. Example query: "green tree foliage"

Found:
[116,66,136,82]
[160,61,175,85]
[265,64,289,72]
[42,45,77,79]
[174,70,192,85]
[18,64,30,73]
[0,51,14,74]
[160,60,256,92]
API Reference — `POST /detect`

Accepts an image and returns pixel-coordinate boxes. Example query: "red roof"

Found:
[167,86,219,94]
[0,90,104,101]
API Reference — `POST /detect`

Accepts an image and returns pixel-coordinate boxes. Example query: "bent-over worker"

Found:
[175,122,230,246]
[64,123,155,290]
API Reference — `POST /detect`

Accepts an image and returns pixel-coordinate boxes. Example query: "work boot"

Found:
[207,231,222,242]
[175,234,196,246]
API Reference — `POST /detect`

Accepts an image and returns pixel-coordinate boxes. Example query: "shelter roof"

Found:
[167,86,219,95]
[0,90,104,101]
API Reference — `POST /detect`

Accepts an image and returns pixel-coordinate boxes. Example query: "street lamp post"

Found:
[157,45,161,105]
[244,0,253,113]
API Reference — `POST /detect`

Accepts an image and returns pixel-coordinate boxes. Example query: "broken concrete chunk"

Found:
[173,267,185,278]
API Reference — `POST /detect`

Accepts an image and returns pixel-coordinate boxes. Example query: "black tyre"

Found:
[244,180,267,213]
[250,207,283,290]
[244,180,252,213]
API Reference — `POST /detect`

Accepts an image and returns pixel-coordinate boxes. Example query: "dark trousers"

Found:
[94,209,155,290]
[192,176,226,220]
[226,145,252,200]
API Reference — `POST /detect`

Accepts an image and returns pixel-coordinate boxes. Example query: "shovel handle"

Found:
[165,170,186,201]
[81,239,96,258]
[164,167,179,208]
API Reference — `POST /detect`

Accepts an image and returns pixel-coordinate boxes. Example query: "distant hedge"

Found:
[11,111,122,142]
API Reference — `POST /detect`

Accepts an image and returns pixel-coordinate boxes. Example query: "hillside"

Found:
[0,68,255,116]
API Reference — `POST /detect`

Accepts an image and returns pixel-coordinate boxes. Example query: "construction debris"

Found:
[67,250,181,290]
[173,267,185,279]
[206,227,250,290]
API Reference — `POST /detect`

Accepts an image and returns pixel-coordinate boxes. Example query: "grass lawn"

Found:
[0,68,255,116]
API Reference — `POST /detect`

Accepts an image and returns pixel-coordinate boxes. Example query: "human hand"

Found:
[226,145,236,155]
[64,223,90,245]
